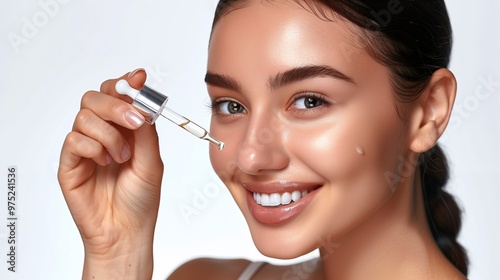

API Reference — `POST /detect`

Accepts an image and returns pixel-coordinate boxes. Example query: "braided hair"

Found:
[421,145,469,274]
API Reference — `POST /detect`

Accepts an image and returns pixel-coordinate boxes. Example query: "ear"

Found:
[408,68,457,153]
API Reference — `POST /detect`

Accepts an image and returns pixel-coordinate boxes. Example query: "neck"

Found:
[318,168,463,280]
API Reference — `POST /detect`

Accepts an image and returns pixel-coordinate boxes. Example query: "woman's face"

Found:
[207,1,411,258]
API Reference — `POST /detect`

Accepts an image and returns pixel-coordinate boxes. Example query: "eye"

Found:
[293,96,324,109]
[211,99,246,115]
[290,93,328,110]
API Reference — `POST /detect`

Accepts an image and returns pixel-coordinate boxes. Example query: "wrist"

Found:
[82,236,154,280]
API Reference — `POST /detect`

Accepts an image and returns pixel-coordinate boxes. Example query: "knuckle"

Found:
[64,132,79,147]
[98,122,121,144]
[64,132,98,156]
[109,98,127,115]
[74,109,94,127]
[80,90,96,108]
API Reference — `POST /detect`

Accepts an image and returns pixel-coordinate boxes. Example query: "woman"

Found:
[58,0,468,279]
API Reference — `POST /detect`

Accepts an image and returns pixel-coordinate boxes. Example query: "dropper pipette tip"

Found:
[203,132,225,150]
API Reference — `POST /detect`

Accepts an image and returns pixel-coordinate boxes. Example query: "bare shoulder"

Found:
[168,257,323,280]
[167,258,251,280]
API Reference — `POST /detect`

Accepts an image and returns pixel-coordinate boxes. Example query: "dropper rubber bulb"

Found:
[115,79,138,99]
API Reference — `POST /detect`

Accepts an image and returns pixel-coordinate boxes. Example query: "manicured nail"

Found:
[121,144,131,161]
[128,68,145,78]
[125,110,145,127]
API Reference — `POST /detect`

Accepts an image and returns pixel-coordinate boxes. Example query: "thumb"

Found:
[130,123,164,184]
[125,68,148,91]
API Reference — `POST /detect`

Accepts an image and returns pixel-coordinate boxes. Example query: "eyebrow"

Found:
[205,65,354,92]
[205,72,242,92]
[269,65,354,90]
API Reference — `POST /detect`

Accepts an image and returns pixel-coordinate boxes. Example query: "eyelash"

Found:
[208,92,332,116]
[207,98,247,117]
[288,92,331,113]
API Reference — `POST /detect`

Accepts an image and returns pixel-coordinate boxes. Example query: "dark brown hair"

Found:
[212,0,468,275]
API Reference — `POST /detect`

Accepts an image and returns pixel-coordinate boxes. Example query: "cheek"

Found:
[280,108,408,239]
[289,117,404,179]
[209,118,243,183]
[286,103,408,206]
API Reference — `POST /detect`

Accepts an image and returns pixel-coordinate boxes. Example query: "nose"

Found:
[236,118,289,175]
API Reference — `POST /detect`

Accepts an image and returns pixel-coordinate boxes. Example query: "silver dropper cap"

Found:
[116,80,168,124]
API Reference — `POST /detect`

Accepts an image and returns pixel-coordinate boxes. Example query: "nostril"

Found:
[236,144,269,175]
[236,162,258,175]
[236,144,290,175]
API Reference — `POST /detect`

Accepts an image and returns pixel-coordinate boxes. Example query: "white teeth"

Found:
[253,193,261,204]
[253,190,310,207]
[269,193,281,206]
[291,190,301,202]
[261,194,270,206]
[281,192,292,205]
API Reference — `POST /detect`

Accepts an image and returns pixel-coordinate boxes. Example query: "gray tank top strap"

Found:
[237,261,265,280]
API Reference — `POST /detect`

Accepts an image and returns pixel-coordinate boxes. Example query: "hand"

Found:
[58,69,163,278]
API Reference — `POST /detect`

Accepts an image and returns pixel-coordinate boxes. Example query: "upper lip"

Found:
[242,181,322,194]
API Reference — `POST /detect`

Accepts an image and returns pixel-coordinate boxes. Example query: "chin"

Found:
[254,238,316,260]
[245,216,321,260]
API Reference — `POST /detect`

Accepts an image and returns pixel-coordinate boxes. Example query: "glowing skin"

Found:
[208,0,407,255]
[204,2,463,279]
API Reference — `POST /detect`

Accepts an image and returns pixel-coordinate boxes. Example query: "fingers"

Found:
[92,68,163,171]
[59,68,162,180]
[80,90,145,130]
[73,108,132,164]
[58,131,110,188]
[59,131,111,170]
[80,68,149,130]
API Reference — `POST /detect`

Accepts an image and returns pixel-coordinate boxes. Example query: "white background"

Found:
[0,1,499,279]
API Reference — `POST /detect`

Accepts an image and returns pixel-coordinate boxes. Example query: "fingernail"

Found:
[121,144,131,161]
[105,153,113,165]
[128,68,145,78]
[125,110,145,127]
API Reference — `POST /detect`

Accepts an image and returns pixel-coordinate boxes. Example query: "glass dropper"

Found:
[115,79,224,150]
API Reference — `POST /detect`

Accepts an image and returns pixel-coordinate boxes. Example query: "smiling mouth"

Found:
[252,188,319,207]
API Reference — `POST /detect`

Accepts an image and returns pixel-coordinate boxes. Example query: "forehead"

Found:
[208,1,366,79]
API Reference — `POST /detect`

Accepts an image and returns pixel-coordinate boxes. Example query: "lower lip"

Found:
[246,188,320,225]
